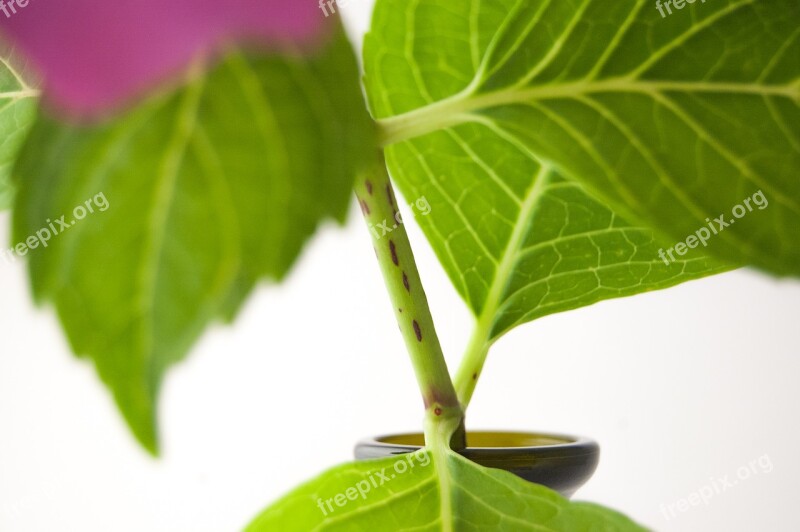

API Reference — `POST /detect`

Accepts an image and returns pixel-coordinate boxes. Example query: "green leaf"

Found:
[391,148,729,342]
[12,27,374,453]
[364,0,772,342]
[246,449,645,531]
[0,51,38,210]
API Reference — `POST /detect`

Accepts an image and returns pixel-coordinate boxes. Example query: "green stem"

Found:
[355,152,465,451]
[452,318,493,409]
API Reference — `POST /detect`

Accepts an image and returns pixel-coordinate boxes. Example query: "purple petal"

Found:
[0,0,330,116]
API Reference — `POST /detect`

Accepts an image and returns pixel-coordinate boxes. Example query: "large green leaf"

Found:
[365,0,780,342]
[247,449,644,531]
[364,0,799,341]
[0,51,37,210]
[12,27,374,453]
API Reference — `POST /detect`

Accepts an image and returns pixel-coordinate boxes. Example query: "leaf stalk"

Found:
[355,151,466,451]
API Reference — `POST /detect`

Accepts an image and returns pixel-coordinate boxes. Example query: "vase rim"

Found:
[361,430,597,453]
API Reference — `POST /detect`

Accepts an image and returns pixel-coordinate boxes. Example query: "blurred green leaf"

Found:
[12,27,374,453]
[0,51,37,210]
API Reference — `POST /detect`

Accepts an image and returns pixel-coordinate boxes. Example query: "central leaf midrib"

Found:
[137,67,205,378]
[478,164,552,336]
[0,89,39,100]
[379,78,800,146]
[434,448,453,532]
[0,55,36,91]
[455,164,553,406]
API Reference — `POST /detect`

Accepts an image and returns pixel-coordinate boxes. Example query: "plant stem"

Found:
[355,152,466,451]
[452,318,493,409]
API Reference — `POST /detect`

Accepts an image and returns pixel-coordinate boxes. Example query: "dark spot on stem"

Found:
[386,184,395,209]
[365,180,373,195]
[424,391,458,410]
[398,308,403,313]
[359,199,371,215]
[389,241,399,265]
[402,272,410,292]
[434,407,442,416]
[413,320,422,341]
[472,373,478,380]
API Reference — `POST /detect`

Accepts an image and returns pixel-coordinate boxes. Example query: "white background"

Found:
[2,4,799,531]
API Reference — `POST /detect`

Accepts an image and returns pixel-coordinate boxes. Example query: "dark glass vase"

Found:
[354,431,599,498]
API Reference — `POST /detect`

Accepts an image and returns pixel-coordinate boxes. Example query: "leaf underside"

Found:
[246,450,645,532]
[12,27,374,452]
[364,0,799,340]
[0,50,37,210]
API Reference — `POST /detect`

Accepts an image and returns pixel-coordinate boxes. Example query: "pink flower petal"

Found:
[0,0,330,116]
